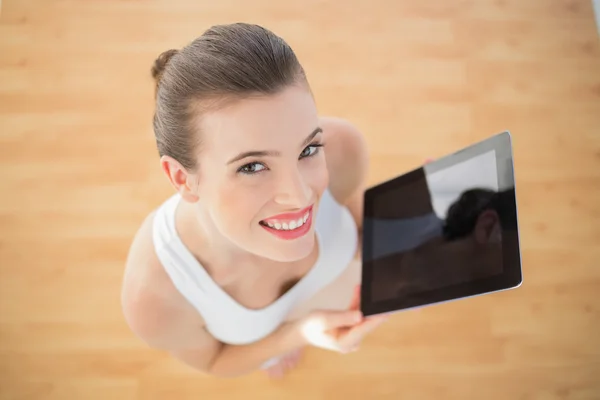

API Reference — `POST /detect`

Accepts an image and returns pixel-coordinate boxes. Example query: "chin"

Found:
[271,235,316,262]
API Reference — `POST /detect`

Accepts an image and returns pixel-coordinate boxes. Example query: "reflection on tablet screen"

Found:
[364,147,519,305]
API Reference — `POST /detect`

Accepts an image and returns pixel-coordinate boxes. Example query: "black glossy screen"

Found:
[361,132,522,316]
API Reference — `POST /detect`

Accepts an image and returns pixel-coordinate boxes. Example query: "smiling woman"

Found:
[120,22,386,379]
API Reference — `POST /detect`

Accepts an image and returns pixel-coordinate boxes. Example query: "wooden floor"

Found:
[1,0,600,399]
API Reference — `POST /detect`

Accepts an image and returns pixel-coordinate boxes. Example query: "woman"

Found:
[121,23,388,379]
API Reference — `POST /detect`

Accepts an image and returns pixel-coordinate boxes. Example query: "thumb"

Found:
[337,314,389,349]
[322,310,363,329]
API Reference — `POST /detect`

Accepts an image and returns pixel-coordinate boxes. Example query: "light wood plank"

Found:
[1,0,599,398]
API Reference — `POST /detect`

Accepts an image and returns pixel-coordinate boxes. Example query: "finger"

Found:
[367,314,390,323]
[348,285,361,311]
[340,288,367,337]
[338,315,388,349]
[286,354,295,368]
[344,344,360,354]
[338,314,388,339]
[348,313,388,329]
[322,310,363,330]
[267,364,283,379]
[294,348,302,362]
[274,366,284,379]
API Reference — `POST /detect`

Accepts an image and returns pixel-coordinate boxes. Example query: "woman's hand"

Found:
[290,286,388,354]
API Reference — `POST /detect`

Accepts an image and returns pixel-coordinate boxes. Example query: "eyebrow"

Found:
[226,127,323,165]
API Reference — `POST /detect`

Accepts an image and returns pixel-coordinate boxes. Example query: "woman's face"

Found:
[191,85,329,263]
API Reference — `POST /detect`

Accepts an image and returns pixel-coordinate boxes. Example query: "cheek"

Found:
[305,156,330,195]
[208,156,330,233]
[215,183,266,229]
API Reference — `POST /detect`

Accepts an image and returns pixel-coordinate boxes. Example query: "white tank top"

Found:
[151,189,358,348]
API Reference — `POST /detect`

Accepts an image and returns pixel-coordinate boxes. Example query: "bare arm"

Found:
[122,192,384,378]
[121,212,306,378]
[173,322,301,378]
[122,283,368,378]
[123,264,307,378]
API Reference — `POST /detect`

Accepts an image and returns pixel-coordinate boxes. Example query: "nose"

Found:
[273,168,312,208]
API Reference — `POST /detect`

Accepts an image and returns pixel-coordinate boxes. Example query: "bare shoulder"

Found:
[121,210,217,354]
[319,116,369,205]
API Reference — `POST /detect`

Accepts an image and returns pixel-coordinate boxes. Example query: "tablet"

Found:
[360,131,522,317]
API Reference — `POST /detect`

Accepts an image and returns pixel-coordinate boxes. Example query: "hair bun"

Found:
[151,49,179,84]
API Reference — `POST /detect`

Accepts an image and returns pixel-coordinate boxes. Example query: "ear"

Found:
[160,155,200,203]
[474,209,501,244]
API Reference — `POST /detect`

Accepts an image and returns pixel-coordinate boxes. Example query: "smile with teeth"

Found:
[261,211,310,231]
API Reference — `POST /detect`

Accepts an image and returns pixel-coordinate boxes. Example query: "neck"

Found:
[176,199,289,281]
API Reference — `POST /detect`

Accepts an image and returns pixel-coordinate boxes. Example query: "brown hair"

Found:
[151,23,309,171]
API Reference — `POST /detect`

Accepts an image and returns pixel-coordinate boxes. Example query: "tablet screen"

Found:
[361,132,522,316]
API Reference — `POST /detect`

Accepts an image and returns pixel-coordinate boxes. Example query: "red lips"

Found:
[262,204,313,222]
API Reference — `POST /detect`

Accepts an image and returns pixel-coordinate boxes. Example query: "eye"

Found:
[300,143,324,159]
[238,162,267,175]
